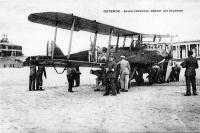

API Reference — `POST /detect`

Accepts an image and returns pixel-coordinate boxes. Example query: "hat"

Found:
[120,55,125,59]
[188,50,193,56]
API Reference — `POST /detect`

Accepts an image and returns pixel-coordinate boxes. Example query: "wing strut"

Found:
[92,31,98,62]
[115,35,119,52]
[153,35,156,42]
[106,29,113,61]
[52,24,58,59]
[123,36,126,47]
[67,18,76,59]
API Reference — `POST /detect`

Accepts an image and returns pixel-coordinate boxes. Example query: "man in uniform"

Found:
[181,50,198,96]
[66,68,76,93]
[117,55,131,92]
[36,65,47,91]
[74,66,81,87]
[29,62,36,91]
[173,61,181,81]
[103,56,117,96]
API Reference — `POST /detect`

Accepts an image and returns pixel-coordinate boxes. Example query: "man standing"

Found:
[66,68,76,93]
[118,55,131,92]
[29,62,36,91]
[74,66,81,87]
[103,56,117,96]
[173,61,181,81]
[181,50,198,96]
[36,65,47,91]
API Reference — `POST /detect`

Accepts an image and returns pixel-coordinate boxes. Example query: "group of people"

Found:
[29,63,80,93]
[66,66,81,93]
[148,59,181,84]
[93,55,131,96]
[29,63,47,91]
[29,50,199,97]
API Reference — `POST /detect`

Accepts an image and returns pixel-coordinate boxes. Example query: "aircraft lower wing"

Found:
[23,56,105,68]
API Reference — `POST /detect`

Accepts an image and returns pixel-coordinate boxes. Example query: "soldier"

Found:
[115,64,121,94]
[29,62,36,91]
[103,56,117,96]
[118,55,131,92]
[36,65,47,91]
[66,68,76,93]
[173,61,181,81]
[181,50,198,96]
[74,66,81,87]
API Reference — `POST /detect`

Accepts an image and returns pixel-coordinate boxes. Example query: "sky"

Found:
[0,0,200,56]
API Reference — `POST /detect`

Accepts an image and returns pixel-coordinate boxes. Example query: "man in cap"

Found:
[29,62,36,91]
[181,50,198,96]
[74,66,81,87]
[103,56,117,96]
[117,55,131,92]
[66,68,76,93]
[36,65,47,91]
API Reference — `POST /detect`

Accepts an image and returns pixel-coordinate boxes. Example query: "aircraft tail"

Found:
[46,41,65,57]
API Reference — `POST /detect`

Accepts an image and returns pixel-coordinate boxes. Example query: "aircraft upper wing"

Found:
[28,12,174,38]
[28,12,140,37]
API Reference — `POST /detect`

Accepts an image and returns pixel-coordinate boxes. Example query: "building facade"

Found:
[171,40,200,59]
[0,34,23,57]
[146,40,200,60]
[0,34,24,68]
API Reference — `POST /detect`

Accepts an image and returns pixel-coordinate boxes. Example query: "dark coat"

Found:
[181,56,198,77]
[106,60,117,79]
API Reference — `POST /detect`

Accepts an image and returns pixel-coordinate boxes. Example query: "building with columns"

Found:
[146,40,200,60]
[171,40,200,59]
[0,34,24,68]
[0,34,23,57]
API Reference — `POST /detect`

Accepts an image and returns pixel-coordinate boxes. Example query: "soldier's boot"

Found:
[32,80,36,91]
[192,88,198,95]
[110,80,116,96]
[191,80,198,95]
[75,78,80,87]
[116,81,120,94]
[185,90,191,96]
[68,87,73,93]
[103,86,110,96]
[39,80,45,91]
[185,79,191,96]
[68,90,73,93]
[29,79,32,91]
[68,84,73,93]
[185,87,191,96]
[103,80,110,96]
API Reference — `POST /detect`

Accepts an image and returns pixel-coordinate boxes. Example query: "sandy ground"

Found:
[0,67,200,133]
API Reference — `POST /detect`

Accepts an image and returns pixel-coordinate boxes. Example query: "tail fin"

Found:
[46,41,65,57]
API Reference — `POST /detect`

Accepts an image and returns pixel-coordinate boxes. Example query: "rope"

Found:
[52,62,68,74]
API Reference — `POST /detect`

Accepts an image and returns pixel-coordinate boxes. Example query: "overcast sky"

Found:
[0,0,200,56]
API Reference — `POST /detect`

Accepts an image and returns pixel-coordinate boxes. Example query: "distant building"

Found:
[0,34,23,57]
[0,34,24,68]
[171,40,200,60]
[146,40,200,60]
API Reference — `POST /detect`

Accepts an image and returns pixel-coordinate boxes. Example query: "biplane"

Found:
[23,12,176,84]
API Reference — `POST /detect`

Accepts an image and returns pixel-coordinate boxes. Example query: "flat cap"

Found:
[120,55,125,59]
